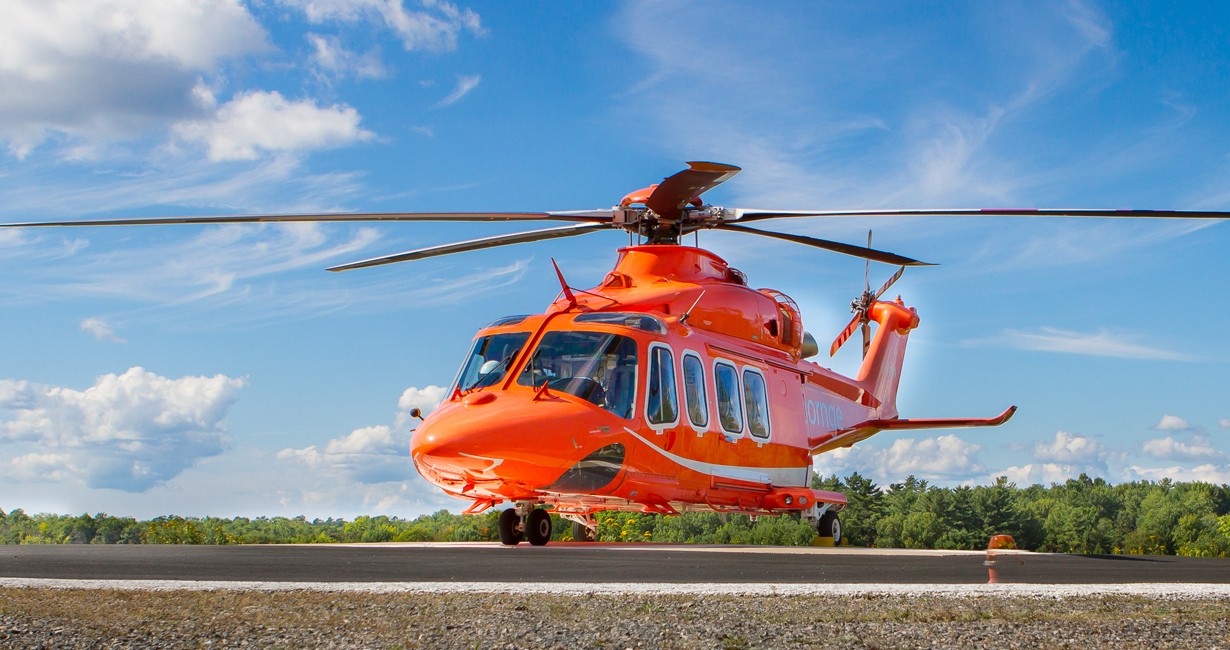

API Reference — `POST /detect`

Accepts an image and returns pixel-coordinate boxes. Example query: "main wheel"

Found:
[571,521,596,542]
[527,509,552,546]
[817,511,842,544]
[498,508,523,546]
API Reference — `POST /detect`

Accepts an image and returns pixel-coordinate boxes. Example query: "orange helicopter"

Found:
[5,161,1227,546]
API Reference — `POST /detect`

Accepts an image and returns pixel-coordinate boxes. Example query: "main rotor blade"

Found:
[0,210,615,228]
[715,223,935,266]
[875,266,905,300]
[646,162,742,220]
[327,223,609,272]
[730,208,1230,223]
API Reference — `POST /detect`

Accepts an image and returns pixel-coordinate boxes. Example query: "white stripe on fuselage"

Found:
[624,428,806,487]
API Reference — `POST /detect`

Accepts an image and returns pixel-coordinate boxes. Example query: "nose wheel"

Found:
[571,520,597,542]
[497,506,553,546]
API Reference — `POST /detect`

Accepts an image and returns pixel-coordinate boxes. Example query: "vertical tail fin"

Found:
[855,299,919,417]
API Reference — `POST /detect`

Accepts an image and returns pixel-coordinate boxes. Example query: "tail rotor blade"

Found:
[830,313,862,357]
[864,230,871,293]
[861,321,871,358]
[875,266,905,299]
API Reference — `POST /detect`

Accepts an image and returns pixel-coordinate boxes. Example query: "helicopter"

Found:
[5,161,1227,546]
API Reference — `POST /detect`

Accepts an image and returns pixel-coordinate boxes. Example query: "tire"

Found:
[527,509,552,546]
[498,508,522,546]
[817,511,842,544]
[571,521,596,542]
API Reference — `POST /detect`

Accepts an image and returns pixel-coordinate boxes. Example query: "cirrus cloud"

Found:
[280,0,485,52]
[433,74,480,107]
[961,327,1194,361]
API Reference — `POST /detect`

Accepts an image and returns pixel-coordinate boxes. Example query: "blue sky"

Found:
[1,0,1227,519]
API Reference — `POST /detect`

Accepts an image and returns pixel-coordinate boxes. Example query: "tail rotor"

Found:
[830,230,906,358]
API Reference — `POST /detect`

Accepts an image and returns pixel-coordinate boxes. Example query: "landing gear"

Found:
[498,508,523,546]
[571,521,597,542]
[527,509,553,546]
[817,511,842,544]
[498,506,553,546]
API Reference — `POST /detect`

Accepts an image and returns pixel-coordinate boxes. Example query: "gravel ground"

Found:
[1,587,1229,650]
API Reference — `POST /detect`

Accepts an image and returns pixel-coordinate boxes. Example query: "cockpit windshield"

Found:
[454,332,531,392]
[517,331,638,419]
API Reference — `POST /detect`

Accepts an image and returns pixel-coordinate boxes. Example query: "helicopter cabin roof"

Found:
[537,245,808,357]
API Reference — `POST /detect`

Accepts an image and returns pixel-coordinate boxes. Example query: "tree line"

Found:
[2,474,1228,555]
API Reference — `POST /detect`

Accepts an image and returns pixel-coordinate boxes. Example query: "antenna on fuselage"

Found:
[679,290,707,324]
[551,258,576,307]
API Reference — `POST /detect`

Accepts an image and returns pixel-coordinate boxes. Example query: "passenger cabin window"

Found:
[714,362,743,435]
[681,354,708,429]
[743,369,771,439]
[455,332,531,392]
[516,331,638,419]
[645,345,679,426]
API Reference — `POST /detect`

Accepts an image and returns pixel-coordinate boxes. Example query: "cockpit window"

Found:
[484,314,530,328]
[517,331,638,419]
[454,332,531,392]
[573,312,666,335]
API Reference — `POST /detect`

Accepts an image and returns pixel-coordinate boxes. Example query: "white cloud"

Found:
[7,453,74,482]
[281,0,485,52]
[1000,462,1091,486]
[1221,419,1230,429]
[174,90,375,161]
[0,0,269,152]
[962,327,1193,361]
[279,384,446,484]
[307,33,386,81]
[80,317,126,343]
[1141,436,1226,463]
[1152,414,1192,431]
[433,74,481,107]
[0,442,458,519]
[1032,430,1105,464]
[1127,464,1230,484]
[395,385,448,426]
[0,367,244,491]
[998,430,1121,484]
[813,434,983,482]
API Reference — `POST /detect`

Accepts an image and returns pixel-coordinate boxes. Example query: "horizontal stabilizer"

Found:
[809,406,1016,454]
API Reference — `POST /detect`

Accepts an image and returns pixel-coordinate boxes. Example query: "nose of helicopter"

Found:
[411,390,619,491]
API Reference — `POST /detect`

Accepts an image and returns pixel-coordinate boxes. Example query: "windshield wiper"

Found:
[465,356,512,393]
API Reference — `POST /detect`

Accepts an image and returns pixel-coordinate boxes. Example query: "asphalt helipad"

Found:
[3,542,1228,587]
